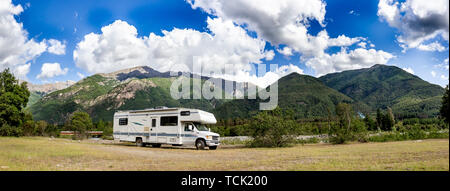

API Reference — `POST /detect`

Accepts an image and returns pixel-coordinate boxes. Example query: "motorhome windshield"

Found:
[194,122,209,131]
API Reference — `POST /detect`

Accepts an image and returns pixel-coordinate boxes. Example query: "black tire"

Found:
[209,146,217,150]
[196,139,206,150]
[151,144,161,148]
[136,138,144,147]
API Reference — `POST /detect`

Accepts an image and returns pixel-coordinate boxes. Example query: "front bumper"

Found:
[206,140,220,146]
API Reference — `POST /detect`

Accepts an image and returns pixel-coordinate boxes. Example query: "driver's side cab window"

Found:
[184,123,194,132]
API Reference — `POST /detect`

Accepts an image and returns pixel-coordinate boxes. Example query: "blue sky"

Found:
[4,0,449,87]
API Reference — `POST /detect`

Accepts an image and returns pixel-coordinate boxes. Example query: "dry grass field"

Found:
[0,137,448,171]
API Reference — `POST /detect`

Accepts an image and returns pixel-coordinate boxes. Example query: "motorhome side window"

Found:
[185,123,193,131]
[152,119,156,127]
[119,118,128,126]
[160,116,178,126]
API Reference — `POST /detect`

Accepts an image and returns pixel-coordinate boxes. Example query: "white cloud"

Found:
[417,42,446,52]
[358,42,367,48]
[254,64,304,87]
[77,72,85,79]
[188,0,393,76]
[188,0,327,55]
[402,67,414,74]
[306,48,394,76]
[433,58,449,70]
[378,0,449,51]
[188,0,362,58]
[74,19,277,85]
[0,0,48,79]
[440,75,448,81]
[74,0,396,84]
[277,47,293,56]
[13,63,30,78]
[37,63,68,79]
[73,20,157,74]
[349,10,360,16]
[431,71,437,77]
[214,64,304,88]
[46,39,66,55]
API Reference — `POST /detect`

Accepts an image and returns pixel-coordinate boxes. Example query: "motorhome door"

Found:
[183,122,196,145]
[149,118,158,143]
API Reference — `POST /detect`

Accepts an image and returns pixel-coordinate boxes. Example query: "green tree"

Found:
[440,85,449,123]
[380,108,395,131]
[336,103,352,130]
[96,119,106,131]
[67,111,93,139]
[363,114,377,131]
[21,111,34,136]
[248,107,298,147]
[0,68,30,136]
[34,120,48,136]
[376,108,382,131]
[329,103,368,144]
[329,103,353,144]
[387,107,395,126]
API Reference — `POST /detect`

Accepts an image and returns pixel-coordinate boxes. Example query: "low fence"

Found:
[60,131,103,136]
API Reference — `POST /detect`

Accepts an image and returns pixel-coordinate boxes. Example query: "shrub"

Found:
[328,103,368,144]
[66,111,93,140]
[247,108,298,147]
[0,124,23,137]
[368,128,448,142]
[21,120,35,136]
[220,138,251,145]
[296,137,320,145]
[34,120,48,136]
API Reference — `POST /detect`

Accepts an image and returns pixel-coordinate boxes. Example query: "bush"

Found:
[34,120,48,136]
[368,128,448,142]
[328,103,368,144]
[247,108,298,147]
[21,120,35,136]
[220,138,251,145]
[66,111,93,140]
[44,124,60,137]
[0,124,23,137]
[296,137,320,145]
[95,120,113,139]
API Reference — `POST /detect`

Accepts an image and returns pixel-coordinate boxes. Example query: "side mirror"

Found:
[188,125,193,131]
[208,128,211,132]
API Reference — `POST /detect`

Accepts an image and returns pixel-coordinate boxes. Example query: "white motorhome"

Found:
[113,107,220,150]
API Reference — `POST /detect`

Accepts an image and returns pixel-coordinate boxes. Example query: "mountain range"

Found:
[21,80,76,108]
[319,64,444,118]
[27,66,250,124]
[27,64,445,124]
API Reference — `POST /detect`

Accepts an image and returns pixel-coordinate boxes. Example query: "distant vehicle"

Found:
[113,107,220,150]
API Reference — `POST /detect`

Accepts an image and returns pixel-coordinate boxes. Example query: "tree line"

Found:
[0,69,112,139]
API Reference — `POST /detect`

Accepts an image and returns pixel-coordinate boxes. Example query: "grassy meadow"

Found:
[0,137,448,171]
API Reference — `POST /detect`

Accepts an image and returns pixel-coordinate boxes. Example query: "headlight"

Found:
[206,135,212,140]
